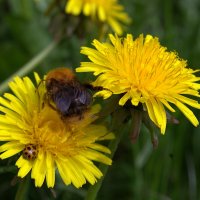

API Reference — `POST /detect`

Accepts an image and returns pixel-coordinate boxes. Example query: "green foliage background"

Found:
[0,0,200,199]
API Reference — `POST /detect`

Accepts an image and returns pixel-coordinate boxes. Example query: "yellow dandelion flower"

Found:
[76,34,200,134]
[65,0,131,35]
[0,73,114,188]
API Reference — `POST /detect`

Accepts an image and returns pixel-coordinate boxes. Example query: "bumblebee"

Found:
[45,67,92,118]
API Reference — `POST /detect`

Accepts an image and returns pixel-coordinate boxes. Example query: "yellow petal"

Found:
[16,156,33,178]
[89,143,111,154]
[83,149,112,165]
[31,151,46,187]
[119,92,130,106]
[56,159,71,185]
[175,94,200,109]
[46,152,55,188]
[175,101,199,126]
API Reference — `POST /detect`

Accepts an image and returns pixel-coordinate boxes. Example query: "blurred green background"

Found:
[0,0,200,199]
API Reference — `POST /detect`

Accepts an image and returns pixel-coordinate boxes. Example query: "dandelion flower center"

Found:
[76,34,200,134]
[0,73,114,188]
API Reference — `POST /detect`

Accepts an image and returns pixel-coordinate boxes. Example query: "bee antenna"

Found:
[35,79,46,94]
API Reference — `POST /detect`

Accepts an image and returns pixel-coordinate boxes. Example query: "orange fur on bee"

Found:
[46,67,75,83]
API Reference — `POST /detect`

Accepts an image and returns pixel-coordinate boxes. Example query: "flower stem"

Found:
[15,176,30,200]
[0,166,17,174]
[0,40,58,94]
[85,108,128,200]
[85,132,123,200]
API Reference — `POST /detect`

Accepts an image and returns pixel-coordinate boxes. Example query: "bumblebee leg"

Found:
[43,92,57,111]
[83,83,113,93]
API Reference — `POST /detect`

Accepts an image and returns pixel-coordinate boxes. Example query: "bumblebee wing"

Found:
[76,89,92,105]
[54,91,72,114]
